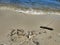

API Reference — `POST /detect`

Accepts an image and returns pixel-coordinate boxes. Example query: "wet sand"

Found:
[0,6,60,45]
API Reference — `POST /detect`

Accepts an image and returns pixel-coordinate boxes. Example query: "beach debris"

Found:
[11,36,17,42]
[40,26,54,30]
[10,29,16,36]
[7,28,53,45]
[25,31,40,45]
[26,31,34,39]
[26,30,36,39]
[10,29,15,36]
[17,29,25,36]
[8,29,25,43]
[33,40,40,45]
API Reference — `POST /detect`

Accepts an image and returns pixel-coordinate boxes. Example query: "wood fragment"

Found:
[40,26,53,30]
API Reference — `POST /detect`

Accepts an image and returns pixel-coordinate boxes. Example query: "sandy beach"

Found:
[0,5,60,45]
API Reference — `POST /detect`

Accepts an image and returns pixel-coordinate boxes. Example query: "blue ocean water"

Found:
[0,0,60,9]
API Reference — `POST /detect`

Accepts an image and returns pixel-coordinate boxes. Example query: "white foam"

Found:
[15,9,60,15]
[0,6,60,15]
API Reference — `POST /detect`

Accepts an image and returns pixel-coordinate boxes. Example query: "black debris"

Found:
[17,29,24,33]
[10,29,16,36]
[26,35,29,38]
[40,26,54,30]
[17,29,25,36]
[26,31,30,38]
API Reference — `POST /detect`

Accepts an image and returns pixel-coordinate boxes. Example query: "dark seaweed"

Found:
[40,26,54,30]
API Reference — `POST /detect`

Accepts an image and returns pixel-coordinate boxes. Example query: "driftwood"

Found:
[40,26,54,30]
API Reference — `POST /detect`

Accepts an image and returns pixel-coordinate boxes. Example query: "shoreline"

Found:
[0,4,60,15]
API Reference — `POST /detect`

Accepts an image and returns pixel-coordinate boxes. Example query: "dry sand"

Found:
[0,6,60,45]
